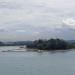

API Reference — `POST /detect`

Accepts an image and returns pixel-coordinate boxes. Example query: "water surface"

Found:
[0,46,75,75]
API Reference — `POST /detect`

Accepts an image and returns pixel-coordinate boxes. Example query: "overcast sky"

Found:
[0,0,75,41]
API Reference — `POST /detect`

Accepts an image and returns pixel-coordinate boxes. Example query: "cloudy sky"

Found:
[0,0,75,41]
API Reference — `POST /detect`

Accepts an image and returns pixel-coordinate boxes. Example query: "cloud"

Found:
[63,18,75,26]
[16,30,26,33]
[0,0,74,41]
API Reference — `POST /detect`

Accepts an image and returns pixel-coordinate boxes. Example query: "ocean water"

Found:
[0,46,75,75]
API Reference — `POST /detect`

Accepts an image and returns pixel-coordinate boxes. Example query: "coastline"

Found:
[1,47,73,53]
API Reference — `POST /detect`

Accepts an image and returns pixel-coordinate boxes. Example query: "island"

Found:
[26,38,74,51]
[0,38,75,52]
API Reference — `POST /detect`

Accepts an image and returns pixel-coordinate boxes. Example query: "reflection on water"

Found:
[0,46,75,75]
[49,49,70,54]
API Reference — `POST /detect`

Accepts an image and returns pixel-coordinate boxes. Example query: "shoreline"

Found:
[1,48,73,53]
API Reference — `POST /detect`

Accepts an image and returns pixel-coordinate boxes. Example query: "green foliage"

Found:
[27,38,71,50]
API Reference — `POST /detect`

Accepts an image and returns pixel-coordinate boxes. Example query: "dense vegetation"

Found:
[27,39,72,50]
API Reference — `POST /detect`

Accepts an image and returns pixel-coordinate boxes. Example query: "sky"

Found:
[0,0,75,41]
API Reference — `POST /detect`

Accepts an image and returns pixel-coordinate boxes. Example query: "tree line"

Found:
[27,38,72,50]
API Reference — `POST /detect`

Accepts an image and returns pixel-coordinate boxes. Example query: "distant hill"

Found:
[0,41,5,46]
[67,40,75,43]
[13,41,33,46]
[0,40,75,47]
[4,41,33,46]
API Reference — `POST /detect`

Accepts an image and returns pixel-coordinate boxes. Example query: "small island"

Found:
[26,38,74,51]
[0,38,75,52]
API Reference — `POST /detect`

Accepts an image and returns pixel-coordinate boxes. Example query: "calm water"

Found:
[0,46,75,75]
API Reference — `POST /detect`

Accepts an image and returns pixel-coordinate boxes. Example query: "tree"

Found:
[27,38,71,50]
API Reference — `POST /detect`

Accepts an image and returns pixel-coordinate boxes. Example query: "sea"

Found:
[0,46,75,75]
